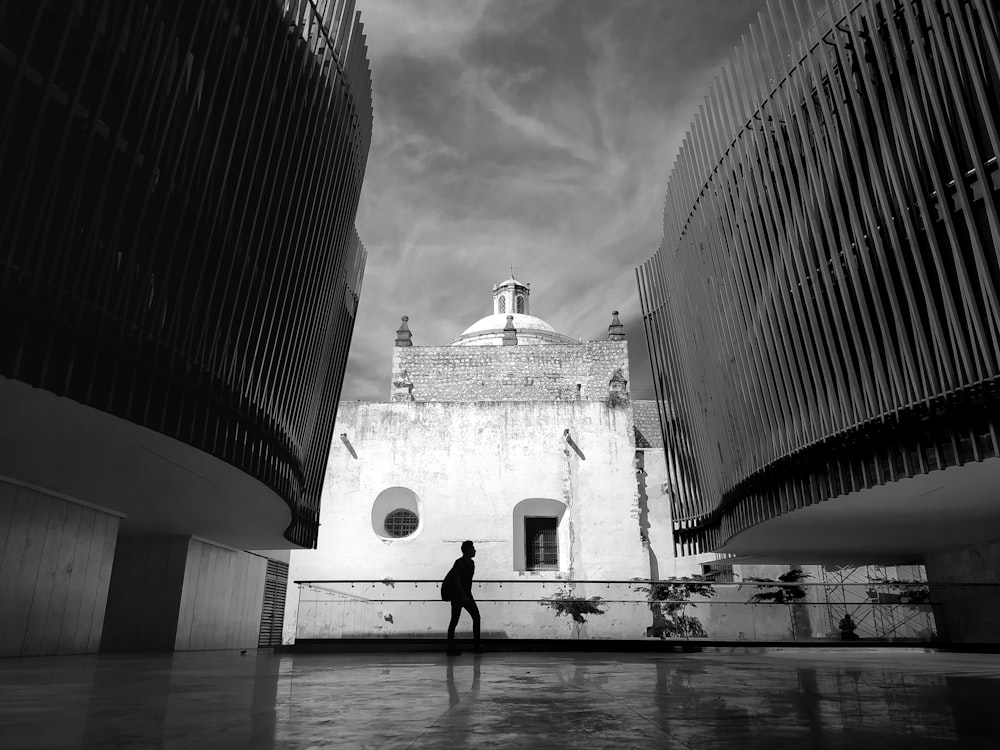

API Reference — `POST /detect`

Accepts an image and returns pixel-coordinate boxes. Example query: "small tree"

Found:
[541,589,607,638]
[742,569,811,604]
[636,575,717,639]
[741,569,813,639]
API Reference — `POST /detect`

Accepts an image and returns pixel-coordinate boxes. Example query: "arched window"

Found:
[498,296,506,313]
[513,498,567,572]
[516,295,525,314]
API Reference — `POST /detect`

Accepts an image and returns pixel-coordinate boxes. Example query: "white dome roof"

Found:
[460,313,557,336]
[448,312,579,346]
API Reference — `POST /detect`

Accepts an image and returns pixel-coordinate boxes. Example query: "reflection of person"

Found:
[445,540,483,655]
[446,661,481,717]
[446,664,460,707]
[839,613,859,641]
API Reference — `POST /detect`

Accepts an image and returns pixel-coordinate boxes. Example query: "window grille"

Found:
[498,296,506,313]
[525,517,558,570]
[516,295,525,313]
[384,508,418,537]
[258,559,289,647]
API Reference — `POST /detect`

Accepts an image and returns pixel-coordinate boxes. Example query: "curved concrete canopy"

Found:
[719,457,1000,564]
[0,377,295,549]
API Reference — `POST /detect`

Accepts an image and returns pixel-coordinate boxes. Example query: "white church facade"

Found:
[284,277,698,641]
[283,277,895,643]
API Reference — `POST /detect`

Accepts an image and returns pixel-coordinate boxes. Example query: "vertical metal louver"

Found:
[0,0,373,549]
[637,0,1000,556]
[258,558,289,648]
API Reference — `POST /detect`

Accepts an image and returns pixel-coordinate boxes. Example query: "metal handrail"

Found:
[294,578,947,586]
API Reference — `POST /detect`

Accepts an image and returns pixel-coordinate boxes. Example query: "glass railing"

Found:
[291,579,948,643]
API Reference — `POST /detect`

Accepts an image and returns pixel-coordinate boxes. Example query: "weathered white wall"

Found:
[295,582,676,640]
[290,576,833,642]
[0,477,120,656]
[285,396,830,643]
[286,399,652,641]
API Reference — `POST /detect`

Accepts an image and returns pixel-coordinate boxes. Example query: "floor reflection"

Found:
[0,650,998,748]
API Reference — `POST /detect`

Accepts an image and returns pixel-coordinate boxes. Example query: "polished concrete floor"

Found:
[1,649,999,748]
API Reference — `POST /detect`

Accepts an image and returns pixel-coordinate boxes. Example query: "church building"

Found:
[284,276,689,640]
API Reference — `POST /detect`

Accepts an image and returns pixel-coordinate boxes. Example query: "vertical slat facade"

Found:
[0,0,372,548]
[637,0,1000,555]
[258,557,289,647]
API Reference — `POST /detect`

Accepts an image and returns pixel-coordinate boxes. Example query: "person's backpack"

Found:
[441,566,457,601]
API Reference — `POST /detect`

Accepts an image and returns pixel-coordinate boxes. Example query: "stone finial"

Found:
[502,314,518,346]
[608,310,626,341]
[395,315,412,347]
[609,367,628,392]
[391,369,414,401]
[607,367,629,407]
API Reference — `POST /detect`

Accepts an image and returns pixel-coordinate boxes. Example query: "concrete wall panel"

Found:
[174,539,267,651]
[0,479,119,656]
[83,513,119,653]
[925,538,1000,643]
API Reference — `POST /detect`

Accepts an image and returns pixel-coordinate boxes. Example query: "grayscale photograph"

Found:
[1,0,999,747]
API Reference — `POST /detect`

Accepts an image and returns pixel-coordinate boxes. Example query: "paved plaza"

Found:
[0,648,998,748]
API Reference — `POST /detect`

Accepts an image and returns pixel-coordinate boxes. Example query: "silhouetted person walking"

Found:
[442,540,482,655]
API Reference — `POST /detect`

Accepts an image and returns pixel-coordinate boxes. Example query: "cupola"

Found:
[449,274,580,346]
[493,274,530,316]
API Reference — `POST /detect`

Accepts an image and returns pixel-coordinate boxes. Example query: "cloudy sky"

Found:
[342,0,770,401]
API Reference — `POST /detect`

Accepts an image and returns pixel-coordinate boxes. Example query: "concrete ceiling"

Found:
[719,456,1000,564]
[0,377,296,549]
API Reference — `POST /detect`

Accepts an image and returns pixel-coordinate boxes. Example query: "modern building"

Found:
[0,0,372,656]
[637,0,1000,640]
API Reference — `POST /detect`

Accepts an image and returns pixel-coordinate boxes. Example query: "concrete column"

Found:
[925,537,1000,644]
[101,537,189,651]
[101,536,269,652]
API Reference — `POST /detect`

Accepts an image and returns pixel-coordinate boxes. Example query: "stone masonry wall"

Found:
[390,341,629,402]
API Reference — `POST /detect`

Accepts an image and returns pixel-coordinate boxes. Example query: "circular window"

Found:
[372,487,420,539]
[384,508,419,538]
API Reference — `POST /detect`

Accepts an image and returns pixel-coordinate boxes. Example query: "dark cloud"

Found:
[345,0,771,402]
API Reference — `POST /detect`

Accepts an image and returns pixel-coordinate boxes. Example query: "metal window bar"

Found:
[525,517,558,570]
